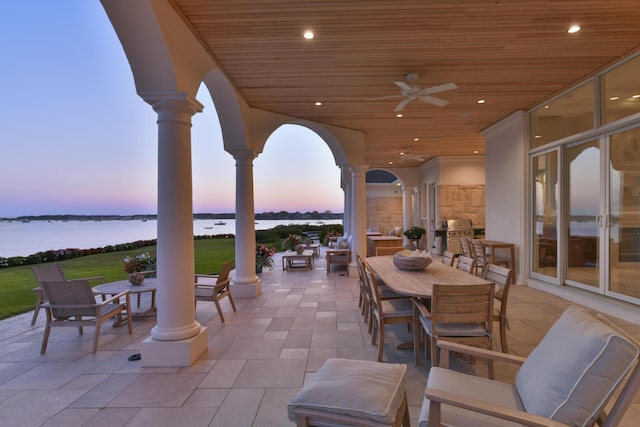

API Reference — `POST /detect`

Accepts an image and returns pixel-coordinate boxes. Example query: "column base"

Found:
[140,327,208,367]
[230,277,262,297]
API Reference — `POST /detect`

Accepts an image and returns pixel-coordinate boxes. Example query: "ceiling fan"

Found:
[367,73,457,112]
[398,147,427,163]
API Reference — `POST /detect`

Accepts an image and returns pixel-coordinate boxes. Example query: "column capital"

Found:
[230,149,257,165]
[349,164,369,176]
[141,91,204,120]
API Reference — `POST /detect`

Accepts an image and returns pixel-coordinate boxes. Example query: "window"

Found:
[530,82,594,148]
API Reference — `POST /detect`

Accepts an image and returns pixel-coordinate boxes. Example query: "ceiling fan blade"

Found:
[419,82,457,95]
[366,94,404,101]
[394,81,412,91]
[419,95,448,107]
[394,98,411,112]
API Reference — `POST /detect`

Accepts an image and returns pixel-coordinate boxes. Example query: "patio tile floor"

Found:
[1,249,639,426]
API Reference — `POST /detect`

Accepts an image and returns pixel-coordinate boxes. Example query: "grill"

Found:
[445,219,474,255]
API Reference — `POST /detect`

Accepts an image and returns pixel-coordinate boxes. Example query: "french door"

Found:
[562,127,640,303]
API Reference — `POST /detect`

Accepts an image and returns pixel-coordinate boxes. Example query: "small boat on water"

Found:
[214,221,226,225]
[204,226,213,229]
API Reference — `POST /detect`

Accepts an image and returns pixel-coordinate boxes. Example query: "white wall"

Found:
[438,156,486,185]
[482,111,527,283]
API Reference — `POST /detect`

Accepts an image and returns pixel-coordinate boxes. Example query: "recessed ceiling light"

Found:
[399,151,405,155]
[388,161,394,165]
[396,113,403,118]
[534,135,542,139]
[632,95,640,99]
[609,96,620,101]
[413,137,419,141]
[303,30,314,40]
[568,25,581,34]
[473,150,479,154]
[314,101,322,106]
[477,99,486,104]
[544,105,550,109]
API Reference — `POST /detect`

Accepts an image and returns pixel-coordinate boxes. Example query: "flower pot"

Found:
[128,272,145,286]
[256,266,263,274]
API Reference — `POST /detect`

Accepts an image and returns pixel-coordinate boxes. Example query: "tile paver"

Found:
[1,248,639,426]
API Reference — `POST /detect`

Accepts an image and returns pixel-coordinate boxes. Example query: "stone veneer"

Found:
[366,196,403,235]
[438,185,485,228]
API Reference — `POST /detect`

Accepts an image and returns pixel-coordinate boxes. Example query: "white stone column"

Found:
[343,173,352,237]
[402,185,413,246]
[230,149,261,297]
[350,165,368,267]
[140,92,208,367]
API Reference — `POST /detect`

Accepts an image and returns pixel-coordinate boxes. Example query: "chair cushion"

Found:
[515,305,639,426]
[288,358,407,424]
[421,367,524,427]
[420,317,490,337]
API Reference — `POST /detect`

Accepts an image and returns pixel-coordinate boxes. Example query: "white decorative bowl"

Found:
[393,250,432,271]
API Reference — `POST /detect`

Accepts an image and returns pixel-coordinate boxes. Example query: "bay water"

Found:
[0,218,341,258]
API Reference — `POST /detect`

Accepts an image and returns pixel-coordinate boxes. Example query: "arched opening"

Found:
[366,169,403,235]
[254,124,343,215]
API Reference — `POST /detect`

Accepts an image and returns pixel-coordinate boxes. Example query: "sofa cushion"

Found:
[288,358,407,424]
[515,305,639,426]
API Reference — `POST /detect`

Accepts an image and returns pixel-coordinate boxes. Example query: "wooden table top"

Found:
[482,240,515,248]
[93,278,158,294]
[282,250,314,259]
[365,256,491,298]
[367,236,403,241]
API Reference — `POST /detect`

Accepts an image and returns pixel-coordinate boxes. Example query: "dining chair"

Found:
[355,253,372,323]
[441,251,455,267]
[40,279,132,354]
[420,306,640,427]
[31,263,105,326]
[459,238,473,258]
[194,260,236,322]
[484,263,513,353]
[412,283,495,374]
[365,264,414,362]
[454,255,475,274]
[471,239,509,277]
[360,255,412,335]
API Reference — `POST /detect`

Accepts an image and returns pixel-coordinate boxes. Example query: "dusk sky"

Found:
[0,1,344,218]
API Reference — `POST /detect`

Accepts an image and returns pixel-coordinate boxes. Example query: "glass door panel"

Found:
[609,127,640,300]
[566,140,600,288]
[532,151,558,277]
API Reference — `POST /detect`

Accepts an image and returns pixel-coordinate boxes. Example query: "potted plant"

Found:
[282,234,304,251]
[123,252,156,283]
[403,226,426,240]
[255,243,275,273]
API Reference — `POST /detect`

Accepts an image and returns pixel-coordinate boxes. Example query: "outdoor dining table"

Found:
[365,255,492,363]
[365,255,491,298]
[93,278,158,318]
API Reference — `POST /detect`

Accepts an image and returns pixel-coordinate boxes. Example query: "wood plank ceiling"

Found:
[171,0,640,168]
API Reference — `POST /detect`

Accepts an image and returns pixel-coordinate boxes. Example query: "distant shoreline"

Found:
[0,211,344,222]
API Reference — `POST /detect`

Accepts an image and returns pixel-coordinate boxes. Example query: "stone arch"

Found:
[201,70,249,151]
[103,0,218,100]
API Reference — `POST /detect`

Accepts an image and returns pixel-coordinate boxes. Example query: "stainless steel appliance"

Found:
[445,219,474,255]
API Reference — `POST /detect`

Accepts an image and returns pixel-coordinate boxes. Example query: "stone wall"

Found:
[438,185,485,227]
[366,196,403,235]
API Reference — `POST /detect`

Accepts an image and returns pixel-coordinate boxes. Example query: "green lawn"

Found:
[0,238,236,320]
